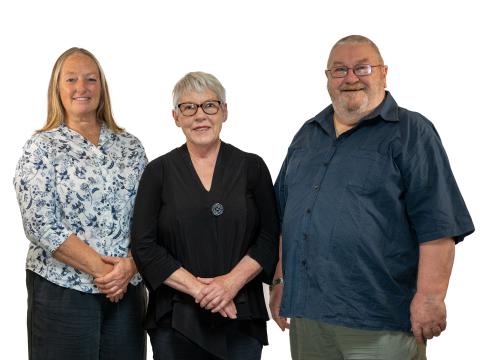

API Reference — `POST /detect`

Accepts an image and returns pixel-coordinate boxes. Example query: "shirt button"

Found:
[306,208,311,214]
[313,185,320,191]
[301,260,306,266]
[303,233,308,240]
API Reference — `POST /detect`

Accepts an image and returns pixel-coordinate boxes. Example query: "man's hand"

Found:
[269,283,289,331]
[95,256,136,302]
[410,292,447,343]
[412,237,455,343]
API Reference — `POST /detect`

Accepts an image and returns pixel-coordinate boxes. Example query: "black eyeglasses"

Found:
[326,64,383,78]
[177,100,222,116]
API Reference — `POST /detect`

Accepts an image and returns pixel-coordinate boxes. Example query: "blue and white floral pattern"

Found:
[14,123,147,293]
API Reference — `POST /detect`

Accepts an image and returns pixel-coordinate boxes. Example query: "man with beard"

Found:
[269,35,474,359]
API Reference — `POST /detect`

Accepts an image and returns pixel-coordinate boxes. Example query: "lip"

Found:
[341,88,365,92]
[192,126,211,131]
[73,97,91,101]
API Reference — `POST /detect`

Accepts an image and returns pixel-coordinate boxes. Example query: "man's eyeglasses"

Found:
[326,64,383,78]
[177,100,222,116]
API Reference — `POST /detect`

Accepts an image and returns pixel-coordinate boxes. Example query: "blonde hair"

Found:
[39,47,122,133]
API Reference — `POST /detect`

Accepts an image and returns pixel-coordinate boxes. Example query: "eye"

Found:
[65,77,76,83]
[203,101,217,109]
[332,67,348,76]
[354,64,371,75]
[181,104,196,111]
[179,103,198,115]
[87,77,97,82]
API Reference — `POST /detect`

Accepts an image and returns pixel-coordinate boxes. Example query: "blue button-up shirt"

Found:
[275,92,474,331]
[14,124,147,293]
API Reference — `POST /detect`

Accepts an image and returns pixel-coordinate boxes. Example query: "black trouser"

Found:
[26,270,146,360]
[149,323,263,360]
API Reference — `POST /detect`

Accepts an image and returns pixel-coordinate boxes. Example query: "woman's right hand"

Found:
[95,256,136,302]
[192,277,237,319]
[162,267,237,318]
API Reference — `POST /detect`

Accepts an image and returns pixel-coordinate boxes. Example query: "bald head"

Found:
[327,35,384,68]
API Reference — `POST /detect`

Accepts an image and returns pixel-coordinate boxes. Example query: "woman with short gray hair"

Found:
[132,71,279,360]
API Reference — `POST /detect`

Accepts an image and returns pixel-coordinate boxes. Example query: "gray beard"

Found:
[334,97,370,122]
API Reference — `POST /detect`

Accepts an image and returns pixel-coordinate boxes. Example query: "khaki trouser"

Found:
[290,318,427,360]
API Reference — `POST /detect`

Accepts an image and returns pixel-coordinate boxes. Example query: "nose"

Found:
[193,106,209,119]
[75,79,88,93]
[343,68,360,83]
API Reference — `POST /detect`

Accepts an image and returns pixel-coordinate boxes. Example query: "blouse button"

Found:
[211,203,224,216]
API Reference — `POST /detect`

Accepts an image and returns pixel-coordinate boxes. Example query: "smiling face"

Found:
[173,88,228,149]
[59,53,101,124]
[326,43,388,120]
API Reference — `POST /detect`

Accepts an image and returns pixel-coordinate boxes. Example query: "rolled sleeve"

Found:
[14,136,71,253]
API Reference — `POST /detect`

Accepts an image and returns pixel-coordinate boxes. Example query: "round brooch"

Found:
[211,203,224,216]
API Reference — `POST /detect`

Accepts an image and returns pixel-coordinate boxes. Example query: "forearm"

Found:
[228,255,262,292]
[416,237,455,299]
[53,234,112,278]
[197,256,262,312]
[164,267,203,299]
[410,237,455,342]
[269,236,288,329]
[273,236,283,280]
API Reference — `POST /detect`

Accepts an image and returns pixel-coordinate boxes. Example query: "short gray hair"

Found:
[327,35,384,67]
[172,71,226,108]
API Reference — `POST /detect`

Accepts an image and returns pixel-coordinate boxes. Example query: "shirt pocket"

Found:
[346,150,388,194]
[285,149,306,186]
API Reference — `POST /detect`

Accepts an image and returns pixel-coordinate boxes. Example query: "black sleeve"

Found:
[246,154,280,284]
[131,160,181,291]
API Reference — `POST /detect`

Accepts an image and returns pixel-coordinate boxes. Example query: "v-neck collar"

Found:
[181,141,225,194]
[60,122,108,147]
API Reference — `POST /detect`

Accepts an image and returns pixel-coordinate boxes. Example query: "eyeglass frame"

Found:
[325,64,384,78]
[176,100,223,116]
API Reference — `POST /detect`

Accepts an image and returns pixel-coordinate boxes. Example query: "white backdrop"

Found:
[1,0,478,358]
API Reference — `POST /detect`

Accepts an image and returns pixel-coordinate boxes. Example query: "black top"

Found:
[131,142,279,359]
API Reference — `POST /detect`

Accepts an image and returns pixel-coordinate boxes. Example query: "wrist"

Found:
[224,269,246,293]
[92,261,113,278]
[414,290,446,302]
[269,277,284,292]
[127,256,137,275]
[190,281,204,300]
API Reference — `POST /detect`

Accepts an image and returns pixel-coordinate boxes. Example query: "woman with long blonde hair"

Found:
[14,47,147,360]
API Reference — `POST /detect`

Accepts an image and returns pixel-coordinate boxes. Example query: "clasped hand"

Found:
[194,274,239,320]
[95,256,136,303]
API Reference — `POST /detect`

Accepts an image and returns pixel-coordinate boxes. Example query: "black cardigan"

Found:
[131,142,279,359]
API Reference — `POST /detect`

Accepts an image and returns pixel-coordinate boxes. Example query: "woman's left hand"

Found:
[197,275,240,313]
[95,256,137,302]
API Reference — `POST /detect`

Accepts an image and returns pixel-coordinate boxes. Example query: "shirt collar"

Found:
[307,91,399,135]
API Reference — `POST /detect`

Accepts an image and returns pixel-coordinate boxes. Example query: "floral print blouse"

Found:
[14,123,147,293]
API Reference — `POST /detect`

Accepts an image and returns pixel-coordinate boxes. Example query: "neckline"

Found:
[61,122,107,147]
[181,142,224,194]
